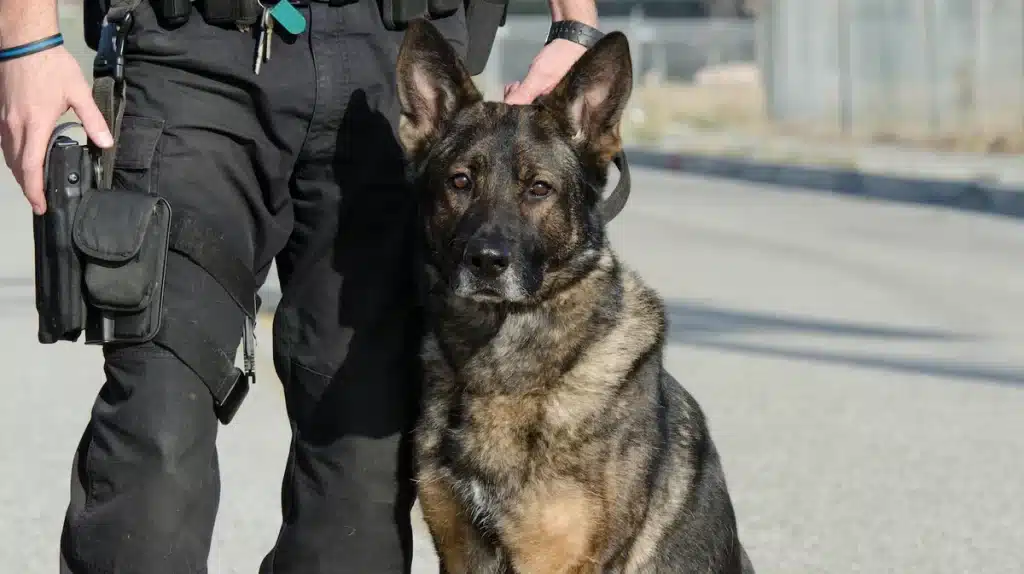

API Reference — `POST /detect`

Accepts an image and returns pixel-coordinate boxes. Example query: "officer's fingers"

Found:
[507,59,565,105]
[504,75,546,105]
[68,82,114,149]
[0,121,16,172]
[0,118,38,211]
[18,118,53,215]
[503,81,520,100]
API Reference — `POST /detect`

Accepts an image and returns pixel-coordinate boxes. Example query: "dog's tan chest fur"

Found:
[416,263,667,572]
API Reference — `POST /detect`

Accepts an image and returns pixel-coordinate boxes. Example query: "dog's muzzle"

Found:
[453,232,531,302]
[464,234,511,280]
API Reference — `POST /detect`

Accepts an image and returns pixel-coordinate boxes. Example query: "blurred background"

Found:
[480,0,1023,155]
[2,1,1022,574]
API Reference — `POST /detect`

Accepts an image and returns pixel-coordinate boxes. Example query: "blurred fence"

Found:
[475,13,761,144]
[476,14,757,95]
[486,2,1024,152]
[759,0,1024,150]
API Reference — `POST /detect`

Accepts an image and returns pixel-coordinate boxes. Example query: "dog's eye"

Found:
[528,181,553,199]
[449,173,472,191]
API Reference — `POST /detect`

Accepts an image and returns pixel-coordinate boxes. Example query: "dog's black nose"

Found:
[465,240,510,278]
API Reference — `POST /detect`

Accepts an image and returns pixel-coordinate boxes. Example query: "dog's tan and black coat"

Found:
[395,19,755,574]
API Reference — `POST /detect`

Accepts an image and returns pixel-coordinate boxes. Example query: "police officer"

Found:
[0,0,604,572]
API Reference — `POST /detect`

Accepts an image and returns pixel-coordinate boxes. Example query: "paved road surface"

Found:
[4,142,1024,572]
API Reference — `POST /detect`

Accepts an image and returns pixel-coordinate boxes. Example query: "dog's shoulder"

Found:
[618,263,667,344]
[569,259,667,381]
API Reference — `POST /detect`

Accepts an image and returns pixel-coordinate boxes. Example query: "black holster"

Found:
[34,125,91,344]
[35,124,171,347]
[36,118,257,425]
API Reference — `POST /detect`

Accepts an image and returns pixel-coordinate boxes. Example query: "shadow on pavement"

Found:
[664,299,1024,388]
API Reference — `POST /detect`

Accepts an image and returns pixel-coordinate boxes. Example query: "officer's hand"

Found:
[503,39,587,105]
[0,46,113,215]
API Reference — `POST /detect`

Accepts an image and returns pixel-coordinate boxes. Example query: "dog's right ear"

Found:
[397,19,482,160]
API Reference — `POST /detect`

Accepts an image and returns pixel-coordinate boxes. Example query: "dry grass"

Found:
[620,75,1024,156]
[625,81,767,132]
[867,130,1024,155]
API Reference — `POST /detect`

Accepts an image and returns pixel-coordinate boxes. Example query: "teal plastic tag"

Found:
[269,1,306,35]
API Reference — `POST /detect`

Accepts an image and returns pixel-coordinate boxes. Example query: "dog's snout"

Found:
[465,237,511,278]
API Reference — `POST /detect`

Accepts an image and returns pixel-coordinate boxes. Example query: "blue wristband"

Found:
[0,33,64,63]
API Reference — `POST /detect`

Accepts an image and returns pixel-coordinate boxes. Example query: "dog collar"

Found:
[546,20,604,50]
[598,151,631,222]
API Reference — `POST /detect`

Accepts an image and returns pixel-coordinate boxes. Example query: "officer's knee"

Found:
[131,454,214,537]
[66,344,220,571]
[88,342,219,506]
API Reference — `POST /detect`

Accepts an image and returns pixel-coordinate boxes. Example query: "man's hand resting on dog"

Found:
[0,0,114,215]
[504,0,597,105]
[504,39,589,105]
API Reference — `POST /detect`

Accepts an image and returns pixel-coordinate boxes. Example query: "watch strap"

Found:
[545,20,604,49]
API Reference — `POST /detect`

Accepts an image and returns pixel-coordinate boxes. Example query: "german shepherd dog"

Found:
[395,19,755,574]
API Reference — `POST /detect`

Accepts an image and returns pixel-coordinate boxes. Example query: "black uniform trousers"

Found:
[57,1,467,572]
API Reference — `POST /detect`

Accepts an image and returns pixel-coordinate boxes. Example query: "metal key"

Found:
[254,6,269,75]
[264,8,274,61]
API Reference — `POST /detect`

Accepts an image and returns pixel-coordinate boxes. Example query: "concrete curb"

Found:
[623,146,1024,220]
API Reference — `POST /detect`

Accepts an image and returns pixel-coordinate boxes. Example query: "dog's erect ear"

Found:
[541,32,633,160]
[397,19,483,158]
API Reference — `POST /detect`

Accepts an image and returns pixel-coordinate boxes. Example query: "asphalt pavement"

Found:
[4,142,1024,573]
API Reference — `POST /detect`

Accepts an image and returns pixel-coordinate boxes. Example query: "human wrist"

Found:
[0,29,61,52]
[545,20,603,51]
[0,33,64,63]
[0,0,60,50]
[548,0,598,28]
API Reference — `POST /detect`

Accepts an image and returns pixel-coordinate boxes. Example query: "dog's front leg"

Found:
[501,482,603,574]
[418,474,503,573]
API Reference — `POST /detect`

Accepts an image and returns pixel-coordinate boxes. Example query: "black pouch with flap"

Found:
[71,189,172,345]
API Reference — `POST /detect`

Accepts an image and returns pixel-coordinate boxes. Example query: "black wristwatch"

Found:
[545,20,604,49]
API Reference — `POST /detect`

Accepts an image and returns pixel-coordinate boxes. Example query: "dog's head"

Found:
[397,19,632,305]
